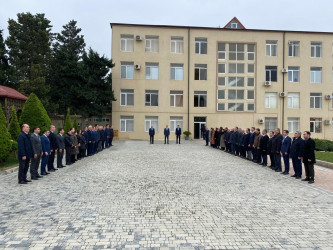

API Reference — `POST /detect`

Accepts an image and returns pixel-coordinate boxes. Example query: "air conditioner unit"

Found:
[279,92,286,98]
[324,120,332,125]
[258,119,264,124]
[325,94,332,100]
[136,35,142,41]
[281,68,288,73]
[135,64,141,70]
[264,81,271,86]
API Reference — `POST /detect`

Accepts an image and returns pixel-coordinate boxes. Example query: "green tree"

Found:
[64,108,72,133]
[8,106,20,140]
[19,93,51,134]
[0,30,10,87]
[73,114,78,131]
[6,12,52,107]
[0,107,12,162]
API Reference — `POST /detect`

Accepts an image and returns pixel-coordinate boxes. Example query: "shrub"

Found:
[8,106,21,140]
[314,138,333,152]
[73,114,79,132]
[183,131,192,136]
[0,107,12,162]
[64,108,72,133]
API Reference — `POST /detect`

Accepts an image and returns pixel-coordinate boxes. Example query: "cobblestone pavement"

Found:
[0,140,332,249]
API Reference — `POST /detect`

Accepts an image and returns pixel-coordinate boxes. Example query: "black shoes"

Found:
[308,180,314,184]
[291,174,296,177]
[302,178,310,181]
[283,172,289,175]
[49,169,55,172]
[275,169,282,172]
[58,166,63,168]
[24,179,32,182]
[31,177,39,180]
[19,181,27,184]
[296,176,301,179]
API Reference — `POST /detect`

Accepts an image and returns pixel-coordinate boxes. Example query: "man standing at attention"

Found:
[149,125,155,144]
[30,126,43,180]
[281,130,292,175]
[64,128,74,166]
[17,124,33,184]
[290,131,304,179]
[40,130,51,175]
[205,127,210,146]
[302,131,316,184]
[272,128,283,172]
[164,125,170,144]
[175,125,182,144]
[56,128,65,168]
[47,125,58,172]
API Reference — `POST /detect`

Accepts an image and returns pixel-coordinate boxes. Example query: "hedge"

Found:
[313,138,333,152]
[64,108,72,133]
[8,106,21,140]
[0,107,12,162]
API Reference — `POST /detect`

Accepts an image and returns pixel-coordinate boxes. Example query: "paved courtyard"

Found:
[0,140,333,249]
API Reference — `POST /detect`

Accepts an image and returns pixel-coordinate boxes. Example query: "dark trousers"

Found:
[105,138,109,148]
[80,148,86,158]
[88,142,93,156]
[41,155,49,174]
[102,140,105,149]
[274,153,282,171]
[71,154,76,163]
[251,147,255,160]
[269,153,275,168]
[150,135,154,144]
[65,147,71,165]
[97,140,103,151]
[206,137,209,146]
[30,155,41,177]
[261,153,267,166]
[18,158,30,182]
[47,150,55,170]
[292,156,302,177]
[282,154,290,173]
[108,137,113,146]
[164,135,169,144]
[176,135,181,144]
[304,161,315,180]
[57,149,64,167]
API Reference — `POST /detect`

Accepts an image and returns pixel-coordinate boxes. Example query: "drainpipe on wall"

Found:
[282,32,285,130]
[187,28,190,131]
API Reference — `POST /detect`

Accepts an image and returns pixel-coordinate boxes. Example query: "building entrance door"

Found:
[194,117,206,139]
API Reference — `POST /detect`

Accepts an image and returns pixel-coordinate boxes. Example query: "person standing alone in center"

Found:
[149,125,155,144]
[175,125,181,144]
[164,125,170,144]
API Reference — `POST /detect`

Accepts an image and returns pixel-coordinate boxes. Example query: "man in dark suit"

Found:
[164,125,170,144]
[175,125,181,144]
[149,125,155,144]
[290,131,304,179]
[259,129,269,167]
[64,128,74,165]
[268,131,275,169]
[109,125,114,146]
[302,131,316,184]
[281,130,292,175]
[105,124,110,148]
[56,128,65,168]
[17,124,33,184]
[205,127,210,146]
[30,126,43,180]
[248,127,256,160]
[86,125,93,156]
[271,128,283,172]
[40,130,51,175]
[244,128,251,159]
[47,125,58,172]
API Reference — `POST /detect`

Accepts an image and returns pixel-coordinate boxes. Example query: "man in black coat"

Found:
[175,125,181,144]
[56,128,65,168]
[271,128,283,172]
[17,124,33,184]
[290,131,304,179]
[302,131,316,184]
[248,127,256,160]
[47,125,58,172]
[30,126,43,180]
[109,125,114,146]
[149,125,155,144]
[267,131,275,169]
[164,125,170,144]
[259,129,269,167]
[64,128,74,166]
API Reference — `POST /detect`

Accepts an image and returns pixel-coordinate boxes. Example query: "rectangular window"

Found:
[170,90,183,107]
[145,116,158,132]
[311,42,322,58]
[170,117,183,132]
[288,118,300,133]
[217,90,225,99]
[228,77,244,87]
[288,41,300,57]
[145,90,159,106]
[145,63,159,79]
[247,44,255,60]
[217,103,225,111]
[287,92,300,109]
[218,77,226,86]
[228,90,244,100]
[265,92,277,108]
[228,103,244,111]
[310,93,322,109]
[247,90,255,100]
[248,64,255,73]
[265,66,278,82]
[170,63,184,80]
[266,40,277,56]
[310,67,322,83]
[194,91,207,107]
[120,34,134,52]
[229,63,244,74]
[195,38,207,54]
[247,103,255,111]
[229,43,244,60]
[265,117,277,132]
[247,77,255,87]
[310,118,322,133]
[288,66,300,82]
[145,36,159,52]
[194,64,207,80]
[218,63,226,74]
[120,89,134,106]
[218,43,226,59]
[121,62,134,79]
[171,37,184,53]
[120,116,134,132]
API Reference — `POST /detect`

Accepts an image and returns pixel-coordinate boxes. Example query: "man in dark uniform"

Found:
[271,128,283,172]
[109,125,114,146]
[86,125,93,156]
[164,125,170,144]
[64,128,74,166]
[175,125,181,144]
[40,130,51,175]
[17,124,33,184]
[47,125,58,172]
[302,131,316,184]
[56,128,65,168]
[259,129,269,167]
[205,127,210,146]
[290,131,304,179]
[149,125,155,144]
[105,124,110,148]
[281,130,292,175]
[248,127,256,160]
[30,126,43,180]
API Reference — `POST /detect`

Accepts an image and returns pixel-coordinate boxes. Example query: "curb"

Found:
[316,160,333,170]
[0,166,19,175]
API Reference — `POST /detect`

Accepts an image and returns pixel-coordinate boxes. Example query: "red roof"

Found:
[0,85,28,101]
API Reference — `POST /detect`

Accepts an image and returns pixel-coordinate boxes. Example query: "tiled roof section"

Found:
[0,85,28,100]
[224,17,246,29]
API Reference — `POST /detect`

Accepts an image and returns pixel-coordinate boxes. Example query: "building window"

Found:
[170,64,183,80]
[229,43,244,60]
[311,42,322,58]
[288,66,300,82]
[120,89,134,106]
[228,103,244,111]
[121,62,134,79]
[194,64,207,80]
[170,91,183,107]
[265,92,277,108]
[310,118,322,133]
[145,116,158,132]
[247,103,255,111]
[145,90,158,106]
[171,37,184,53]
[120,34,134,52]
[310,67,322,83]
[288,41,300,57]
[170,117,183,132]
[265,117,277,132]
[248,64,255,73]
[145,35,159,52]
[266,40,277,56]
[287,93,300,109]
[229,63,244,74]
[218,63,226,74]
[194,91,207,107]
[195,38,207,54]
[247,44,255,60]
[310,93,322,109]
[231,23,238,29]
[288,118,300,133]
[145,63,159,79]
[228,90,244,100]
[217,103,225,111]
[228,77,244,87]
[218,43,226,59]
[247,77,255,87]
[247,90,255,100]
[218,77,226,86]
[217,90,225,99]
[120,116,134,132]
[265,66,278,82]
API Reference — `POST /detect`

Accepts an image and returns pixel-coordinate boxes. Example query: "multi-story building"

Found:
[110,17,333,140]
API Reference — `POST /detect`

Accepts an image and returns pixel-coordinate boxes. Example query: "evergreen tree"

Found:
[0,107,12,162]
[19,93,51,134]
[8,106,20,140]
[73,114,78,131]
[64,108,72,133]
[0,30,10,87]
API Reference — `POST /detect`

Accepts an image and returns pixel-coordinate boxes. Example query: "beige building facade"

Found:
[111,18,333,140]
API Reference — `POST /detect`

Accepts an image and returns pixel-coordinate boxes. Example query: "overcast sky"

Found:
[1,0,333,58]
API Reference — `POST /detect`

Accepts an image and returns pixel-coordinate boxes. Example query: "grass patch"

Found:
[316,151,333,163]
[0,153,19,171]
